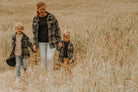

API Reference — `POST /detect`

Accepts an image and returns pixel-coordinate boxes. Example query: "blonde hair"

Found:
[63,30,71,37]
[14,23,24,30]
[36,1,46,15]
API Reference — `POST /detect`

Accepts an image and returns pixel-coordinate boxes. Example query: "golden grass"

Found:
[0,0,138,92]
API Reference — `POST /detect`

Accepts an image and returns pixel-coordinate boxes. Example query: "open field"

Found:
[0,0,138,92]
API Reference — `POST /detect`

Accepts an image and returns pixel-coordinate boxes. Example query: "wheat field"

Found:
[0,0,138,92]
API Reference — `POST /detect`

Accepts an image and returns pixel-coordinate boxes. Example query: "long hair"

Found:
[36,1,46,15]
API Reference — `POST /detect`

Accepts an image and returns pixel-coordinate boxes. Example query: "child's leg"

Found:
[67,60,72,75]
[64,58,72,75]
[22,57,27,71]
[15,56,22,78]
[63,61,68,74]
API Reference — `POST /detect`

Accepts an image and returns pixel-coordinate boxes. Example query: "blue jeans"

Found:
[39,42,56,72]
[15,56,27,77]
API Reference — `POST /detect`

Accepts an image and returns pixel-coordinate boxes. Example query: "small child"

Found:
[9,23,34,83]
[57,30,74,75]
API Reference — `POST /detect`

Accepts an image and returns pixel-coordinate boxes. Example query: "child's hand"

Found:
[58,42,62,47]
[33,45,37,52]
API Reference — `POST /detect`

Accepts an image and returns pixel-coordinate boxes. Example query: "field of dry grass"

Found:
[0,0,138,92]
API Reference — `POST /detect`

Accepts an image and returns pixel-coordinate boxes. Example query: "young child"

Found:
[9,23,34,83]
[57,30,74,76]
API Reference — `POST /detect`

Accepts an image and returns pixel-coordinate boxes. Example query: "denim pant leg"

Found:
[39,42,47,72]
[15,56,22,77]
[22,57,27,71]
[47,44,56,69]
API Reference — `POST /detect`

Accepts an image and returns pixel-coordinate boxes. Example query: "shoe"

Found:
[48,72,51,76]
[45,78,49,82]
[15,77,21,83]
[22,71,28,78]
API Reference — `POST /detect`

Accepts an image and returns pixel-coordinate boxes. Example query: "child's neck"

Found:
[16,32,22,36]
[64,41,70,42]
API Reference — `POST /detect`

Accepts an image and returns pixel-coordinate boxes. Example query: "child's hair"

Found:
[36,1,46,15]
[63,30,71,37]
[14,23,24,30]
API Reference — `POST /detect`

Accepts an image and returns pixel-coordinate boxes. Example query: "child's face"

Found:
[63,36,70,42]
[15,25,23,34]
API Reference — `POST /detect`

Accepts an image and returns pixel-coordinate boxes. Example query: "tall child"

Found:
[10,23,34,83]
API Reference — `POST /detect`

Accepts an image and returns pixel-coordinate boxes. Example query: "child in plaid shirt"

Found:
[57,30,74,75]
[10,23,34,83]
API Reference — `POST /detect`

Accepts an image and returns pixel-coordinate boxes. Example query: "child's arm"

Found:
[10,35,15,57]
[57,41,62,51]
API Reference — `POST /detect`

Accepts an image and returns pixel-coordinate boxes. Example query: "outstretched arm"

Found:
[27,38,35,52]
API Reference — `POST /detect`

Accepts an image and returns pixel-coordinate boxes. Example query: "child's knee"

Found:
[16,63,21,67]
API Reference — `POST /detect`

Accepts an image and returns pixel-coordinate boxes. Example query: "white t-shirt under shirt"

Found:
[14,34,22,56]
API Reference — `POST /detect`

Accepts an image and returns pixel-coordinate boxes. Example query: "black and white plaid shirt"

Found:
[10,32,34,59]
[32,11,61,49]
[57,40,74,63]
